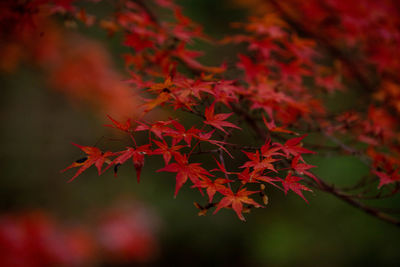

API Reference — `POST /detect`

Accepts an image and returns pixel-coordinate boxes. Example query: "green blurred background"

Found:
[1,0,400,266]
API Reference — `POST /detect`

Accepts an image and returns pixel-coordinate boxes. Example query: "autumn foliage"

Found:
[2,0,400,225]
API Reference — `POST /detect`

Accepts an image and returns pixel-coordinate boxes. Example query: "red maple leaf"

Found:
[173,43,226,74]
[278,60,311,84]
[135,119,175,140]
[211,80,242,108]
[262,114,296,135]
[260,139,284,158]
[213,187,263,221]
[236,54,268,82]
[274,134,315,158]
[248,38,278,59]
[210,158,232,175]
[237,168,280,189]
[61,143,114,182]
[241,150,278,172]
[192,177,233,203]
[291,155,319,185]
[166,121,202,146]
[174,78,213,100]
[204,103,241,134]
[157,153,211,197]
[104,115,131,132]
[107,145,152,183]
[373,170,400,189]
[152,139,184,164]
[123,32,154,52]
[280,172,312,203]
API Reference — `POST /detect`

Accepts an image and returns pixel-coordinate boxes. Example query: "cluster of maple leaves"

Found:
[3,0,399,222]
[62,113,317,221]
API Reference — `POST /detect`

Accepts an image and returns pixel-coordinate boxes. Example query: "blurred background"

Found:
[1,0,400,266]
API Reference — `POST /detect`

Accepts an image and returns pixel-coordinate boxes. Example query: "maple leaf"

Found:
[248,38,278,59]
[123,32,154,52]
[169,8,206,43]
[104,115,131,132]
[291,155,319,185]
[148,76,174,93]
[241,150,279,172]
[211,80,243,108]
[192,176,232,203]
[169,91,197,111]
[141,76,177,112]
[135,119,176,140]
[165,121,202,146]
[210,158,232,175]
[280,172,312,203]
[173,43,226,74]
[373,170,400,189]
[204,103,241,134]
[260,139,284,158]
[107,145,152,183]
[61,143,114,183]
[174,78,214,100]
[278,60,311,84]
[363,105,396,143]
[287,35,317,65]
[262,114,297,135]
[142,92,172,113]
[274,135,315,158]
[152,139,184,164]
[237,168,280,189]
[157,153,211,197]
[236,54,268,82]
[213,187,263,221]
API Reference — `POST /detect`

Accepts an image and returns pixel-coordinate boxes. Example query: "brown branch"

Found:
[344,185,400,200]
[315,178,400,226]
[339,175,372,192]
